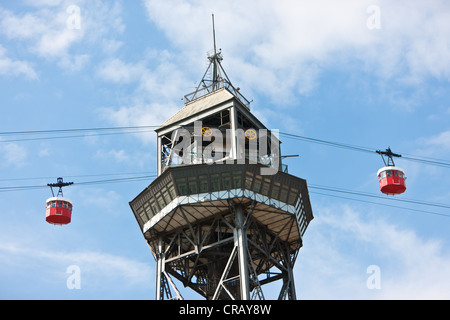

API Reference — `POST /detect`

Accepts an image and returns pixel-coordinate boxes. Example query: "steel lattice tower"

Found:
[129,16,313,300]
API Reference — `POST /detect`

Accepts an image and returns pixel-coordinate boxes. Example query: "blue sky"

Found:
[1,0,450,300]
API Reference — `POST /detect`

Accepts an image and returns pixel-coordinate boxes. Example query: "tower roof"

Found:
[156,87,234,131]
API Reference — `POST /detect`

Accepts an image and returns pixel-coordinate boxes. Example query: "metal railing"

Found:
[184,80,251,110]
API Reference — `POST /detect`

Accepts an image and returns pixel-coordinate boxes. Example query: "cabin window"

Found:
[252,175,262,193]
[150,199,158,215]
[156,193,165,209]
[288,188,299,205]
[222,172,231,190]
[137,207,146,224]
[188,177,197,194]
[167,182,176,199]
[143,203,151,219]
[211,174,220,191]
[139,211,148,224]
[245,171,253,189]
[199,175,209,193]
[162,188,171,204]
[176,178,188,195]
[232,171,242,188]
[261,178,271,196]
[271,182,280,199]
[280,185,289,203]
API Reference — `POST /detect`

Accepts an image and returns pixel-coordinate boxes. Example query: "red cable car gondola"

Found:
[376,148,406,195]
[46,177,74,225]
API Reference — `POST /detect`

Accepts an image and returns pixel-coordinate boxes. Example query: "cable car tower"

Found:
[129,15,313,300]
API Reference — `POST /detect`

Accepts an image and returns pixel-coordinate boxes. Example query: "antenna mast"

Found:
[211,14,221,89]
[212,14,217,57]
[183,14,252,109]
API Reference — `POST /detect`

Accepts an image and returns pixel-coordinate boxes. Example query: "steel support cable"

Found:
[0,127,157,143]
[279,131,375,154]
[1,125,449,167]
[279,131,450,168]
[309,191,450,218]
[0,175,157,192]
[308,184,450,210]
[0,125,158,136]
[2,178,448,217]
[74,175,157,186]
[399,155,450,168]
[1,172,449,213]
[0,171,156,183]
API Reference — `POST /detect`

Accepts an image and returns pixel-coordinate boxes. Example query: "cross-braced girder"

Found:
[150,201,299,300]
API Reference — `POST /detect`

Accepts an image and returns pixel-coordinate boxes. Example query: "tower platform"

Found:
[130,161,313,299]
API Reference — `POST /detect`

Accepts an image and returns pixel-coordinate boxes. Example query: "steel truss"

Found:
[150,200,299,300]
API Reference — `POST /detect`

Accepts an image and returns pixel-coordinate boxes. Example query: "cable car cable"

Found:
[308,184,450,209]
[2,172,449,220]
[279,131,376,154]
[0,128,156,143]
[0,175,157,192]
[2,174,449,212]
[1,125,449,167]
[0,125,158,136]
[309,191,450,218]
[399,155,450,168]
[0,171,156,183]
[278,131,450,168]
[73,175,157,186]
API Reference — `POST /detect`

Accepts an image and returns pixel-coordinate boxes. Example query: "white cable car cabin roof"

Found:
[46,197,73,204]
[377,166,405,176]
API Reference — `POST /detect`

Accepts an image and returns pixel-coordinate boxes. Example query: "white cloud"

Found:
[58,53,90,72]
[406,129,450,178]
[23,0,63,7]
[422,130,450,152]
[99,102,177,144]
[96,51,189,143]
[142,0,450,103]
[101,39,124,55]
[0,240,153,292]
[298,205,450,299]
[0,45,38,79]
[94,0,450,135]
[0,139,28,167]
[96,58,144,83]
[0,4,83,58]
[95,149,131,163]
[0,1,125,71]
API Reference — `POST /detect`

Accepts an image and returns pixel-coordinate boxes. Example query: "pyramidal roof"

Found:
[157,87,235,130]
